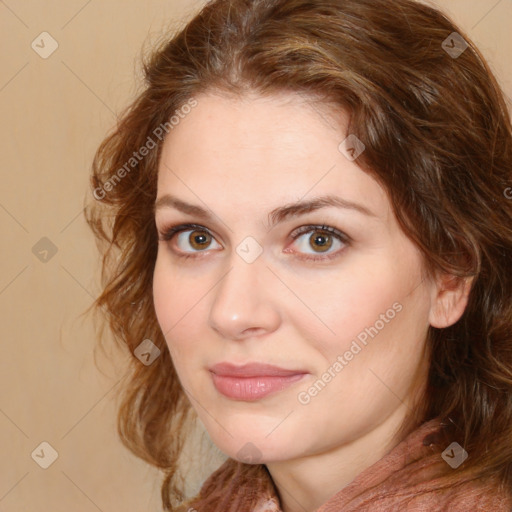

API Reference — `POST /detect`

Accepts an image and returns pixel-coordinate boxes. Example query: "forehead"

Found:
[156,91,390,222]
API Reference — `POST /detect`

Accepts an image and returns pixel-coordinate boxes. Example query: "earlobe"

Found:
[429,274,474,329]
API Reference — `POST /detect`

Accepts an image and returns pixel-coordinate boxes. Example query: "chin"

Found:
[205,422,302,464]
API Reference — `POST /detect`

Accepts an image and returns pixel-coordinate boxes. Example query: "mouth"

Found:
[209,362,309,401]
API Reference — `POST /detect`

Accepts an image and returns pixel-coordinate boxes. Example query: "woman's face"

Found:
[153,91,436,464]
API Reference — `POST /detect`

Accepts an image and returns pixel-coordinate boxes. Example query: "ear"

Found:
[428,274,473,328]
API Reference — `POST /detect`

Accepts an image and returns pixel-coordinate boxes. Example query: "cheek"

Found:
[287,255,430,382]
[285,262,409,353]
[152,257,175,334]
[152,256,204,351]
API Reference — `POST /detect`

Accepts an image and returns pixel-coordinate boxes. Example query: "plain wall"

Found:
[0,0,510,510]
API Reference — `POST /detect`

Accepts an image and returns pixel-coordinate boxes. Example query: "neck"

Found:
[265,403,418,512]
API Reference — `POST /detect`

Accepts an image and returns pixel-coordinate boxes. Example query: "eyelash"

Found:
[157,222,350,262]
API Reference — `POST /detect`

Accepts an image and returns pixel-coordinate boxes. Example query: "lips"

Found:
[209,362,309,401]
[210,362,308,377]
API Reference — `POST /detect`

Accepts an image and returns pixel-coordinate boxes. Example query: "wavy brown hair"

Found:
[85,0,512,508]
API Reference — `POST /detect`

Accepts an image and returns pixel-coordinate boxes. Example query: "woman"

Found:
[86,0,512,510]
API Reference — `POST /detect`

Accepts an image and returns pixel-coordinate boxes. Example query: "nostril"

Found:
[241,327,265,337]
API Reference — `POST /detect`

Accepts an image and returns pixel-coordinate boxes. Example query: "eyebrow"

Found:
[154,193,377,229]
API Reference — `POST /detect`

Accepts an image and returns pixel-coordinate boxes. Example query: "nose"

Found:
[208,253,281,341]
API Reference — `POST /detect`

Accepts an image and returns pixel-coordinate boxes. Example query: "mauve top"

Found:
[176,418,512,511]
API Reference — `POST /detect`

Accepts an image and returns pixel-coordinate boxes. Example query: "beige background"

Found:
[0,1,510,510]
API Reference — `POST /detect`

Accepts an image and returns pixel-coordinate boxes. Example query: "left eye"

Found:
[288,226,348,260]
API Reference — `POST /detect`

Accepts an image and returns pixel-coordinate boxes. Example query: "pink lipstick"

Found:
[209,362,308,401]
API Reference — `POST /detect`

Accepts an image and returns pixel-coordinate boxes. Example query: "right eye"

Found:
[158,223,222,258]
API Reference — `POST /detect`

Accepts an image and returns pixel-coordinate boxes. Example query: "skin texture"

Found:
[152,91,471,512]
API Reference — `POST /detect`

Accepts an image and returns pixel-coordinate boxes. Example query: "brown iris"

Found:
[309,231,333,253]
[188,230,212,250]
